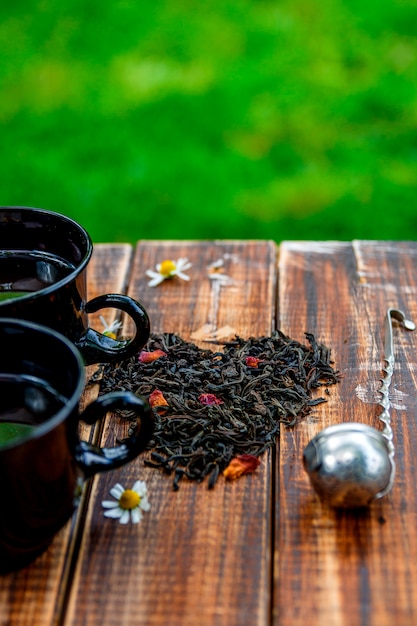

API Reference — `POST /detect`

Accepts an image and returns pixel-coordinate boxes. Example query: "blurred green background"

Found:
[1,0,417,243]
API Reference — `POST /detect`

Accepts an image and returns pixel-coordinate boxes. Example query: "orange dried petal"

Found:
[223,454,261,480]
[149,389,169,407]
[139,349,167,363]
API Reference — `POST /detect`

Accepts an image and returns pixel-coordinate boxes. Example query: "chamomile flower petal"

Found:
[132,479,147,494]
[131,508,143,524]
[119,510,130,524]
[176,258,192,272]
[176,271,191,281]
[103,507,124,519]
[146,270,166,287]
[110,483,125,499]
[140,497,151,512]
[102,500,120,509]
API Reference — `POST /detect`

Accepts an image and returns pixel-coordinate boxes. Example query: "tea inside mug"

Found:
[0,250,76,301]
[0,374,68,446]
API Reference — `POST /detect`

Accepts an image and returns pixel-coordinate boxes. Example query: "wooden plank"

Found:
[275,241,417,626]
[80,243,134,419]
[0,244,133,626]
[64,241,277,626]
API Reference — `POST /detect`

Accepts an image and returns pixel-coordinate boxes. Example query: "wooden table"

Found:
[2,240,417,626]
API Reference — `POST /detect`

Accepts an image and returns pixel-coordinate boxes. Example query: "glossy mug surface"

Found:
[0,318,154,573]
[0,206,150,364]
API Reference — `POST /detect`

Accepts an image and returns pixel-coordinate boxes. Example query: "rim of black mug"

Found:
[0,206,92,305]
[0,317,85,452]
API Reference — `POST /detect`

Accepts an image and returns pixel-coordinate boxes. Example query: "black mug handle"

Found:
[76,294,151,365]
[75,391,154,479]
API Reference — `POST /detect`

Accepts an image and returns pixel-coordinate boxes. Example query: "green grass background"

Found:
[1,0,417,243]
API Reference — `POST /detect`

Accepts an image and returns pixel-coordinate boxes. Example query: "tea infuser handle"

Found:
[75,391,154,479]
[76,294,151,365]
[375,308,415,500]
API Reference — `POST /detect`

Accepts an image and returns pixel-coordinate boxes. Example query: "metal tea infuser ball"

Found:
[303,308,416,508]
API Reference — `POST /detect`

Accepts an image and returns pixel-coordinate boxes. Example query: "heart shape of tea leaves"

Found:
[96,330,339,489]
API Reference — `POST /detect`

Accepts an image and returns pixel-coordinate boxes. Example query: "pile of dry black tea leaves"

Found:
[95,330,340,490]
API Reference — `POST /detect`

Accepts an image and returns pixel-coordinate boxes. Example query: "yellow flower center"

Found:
[159,259,176,276]
[119,489,140,510]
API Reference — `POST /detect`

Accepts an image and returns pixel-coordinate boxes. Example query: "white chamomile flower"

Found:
[146,258,192,287]
[100,315,123,339]
[102,480,150,524]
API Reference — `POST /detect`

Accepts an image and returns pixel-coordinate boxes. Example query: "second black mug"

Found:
[0,318,154,573]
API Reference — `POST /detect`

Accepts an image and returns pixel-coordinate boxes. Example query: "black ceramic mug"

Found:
[0,206,150,365]
[0,318,154,573]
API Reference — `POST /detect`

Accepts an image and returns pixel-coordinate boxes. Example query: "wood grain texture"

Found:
[64,241,277,626]
[7,239,417,626]
[0,244,133,626]
[276,241,417,626]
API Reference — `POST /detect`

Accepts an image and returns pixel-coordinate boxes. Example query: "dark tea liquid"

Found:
[0,374,67,446]
[0,251,76,302]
